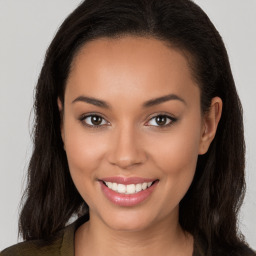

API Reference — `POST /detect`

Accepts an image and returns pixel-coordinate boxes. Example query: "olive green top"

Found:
[2,215,256,256]
[0,216,202,256]
[0,219,77,256]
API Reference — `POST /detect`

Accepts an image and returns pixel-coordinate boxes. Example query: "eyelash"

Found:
[79,113,177,130]
[79,113,109,129]
[146,114,177,128]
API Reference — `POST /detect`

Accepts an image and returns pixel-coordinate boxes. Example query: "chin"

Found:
[99,209,155,232]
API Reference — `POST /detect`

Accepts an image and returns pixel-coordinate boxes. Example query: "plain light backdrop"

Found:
[0,0,255,251]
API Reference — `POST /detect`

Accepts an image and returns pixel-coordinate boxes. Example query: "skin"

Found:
[58,36,222,256]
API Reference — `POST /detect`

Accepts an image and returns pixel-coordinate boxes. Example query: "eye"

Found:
[80,114,109,128]
[146,114,176,127]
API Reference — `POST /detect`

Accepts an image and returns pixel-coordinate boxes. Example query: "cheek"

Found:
[63,118,107,179]
[163,131,199,171]
[62,120,109,207]
[150,119,202,184]
[148,124,201,211]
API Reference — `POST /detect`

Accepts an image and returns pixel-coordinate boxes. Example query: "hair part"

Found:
[19,0,252,255]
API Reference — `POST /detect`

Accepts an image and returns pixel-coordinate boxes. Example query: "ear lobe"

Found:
[57,98,65,149]
[199,97,223,155]
[57,97,63,112]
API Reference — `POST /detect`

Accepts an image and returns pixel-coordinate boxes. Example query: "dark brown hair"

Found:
[19,0,254,255]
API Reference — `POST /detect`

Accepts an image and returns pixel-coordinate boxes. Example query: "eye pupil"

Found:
[156,115,167,126]
[91,116,102,125]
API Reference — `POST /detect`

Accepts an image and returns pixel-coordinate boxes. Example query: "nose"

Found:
[107,124,147,169]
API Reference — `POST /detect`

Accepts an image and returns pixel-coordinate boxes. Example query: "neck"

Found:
[75,212,194,256]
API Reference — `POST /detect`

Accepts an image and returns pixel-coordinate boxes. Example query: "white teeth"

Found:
[117,184,126,193]
[126,184,136,194]
[142,182,147,190]
[112,182,118,191]
[104,181,154,194]
[135,183,142,193]
[106,182,112,189]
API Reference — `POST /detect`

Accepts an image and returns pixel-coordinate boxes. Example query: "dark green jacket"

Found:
[0,216,199,256]
[1,217,255,256]
[0,220,77,256]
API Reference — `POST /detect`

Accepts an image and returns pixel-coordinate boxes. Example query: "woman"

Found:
[1,0,255,255]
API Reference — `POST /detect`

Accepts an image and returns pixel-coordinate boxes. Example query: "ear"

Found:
[198,97,223,155]
[57,98,65,149]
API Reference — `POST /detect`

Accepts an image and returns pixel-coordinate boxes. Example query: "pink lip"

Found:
[99,177,159,207]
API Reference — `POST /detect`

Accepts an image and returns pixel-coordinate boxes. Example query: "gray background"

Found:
[0,0,255,250]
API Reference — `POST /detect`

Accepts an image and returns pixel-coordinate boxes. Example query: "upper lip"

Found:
[99,176,158,185]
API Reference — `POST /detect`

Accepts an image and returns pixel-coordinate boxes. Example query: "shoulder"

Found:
[0,237,63,256]
[0,218,80,256]
[221,246,256,256]
[227,243,256,256]
[194,234,256,256]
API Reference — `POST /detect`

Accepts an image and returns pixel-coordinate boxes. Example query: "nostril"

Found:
[110,158,142,169]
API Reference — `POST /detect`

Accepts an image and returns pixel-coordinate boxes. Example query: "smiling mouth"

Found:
[102,180,158,195]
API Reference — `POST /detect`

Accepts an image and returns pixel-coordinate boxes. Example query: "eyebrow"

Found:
[142,94,186,107]
[72,96,111,109]
[72,93,186,109]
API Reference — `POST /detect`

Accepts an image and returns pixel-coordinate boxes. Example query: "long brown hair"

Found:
[19,0,254,255]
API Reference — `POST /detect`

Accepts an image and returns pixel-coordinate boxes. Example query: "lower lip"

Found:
[100,181,158,207]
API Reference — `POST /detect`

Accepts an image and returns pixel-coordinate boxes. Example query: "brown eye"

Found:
[91,115,103,125]
[147,114,177,127]
[155,116,168,126]
[81,114,108,127]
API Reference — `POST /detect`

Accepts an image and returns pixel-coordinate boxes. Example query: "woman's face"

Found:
[60,36,214,231]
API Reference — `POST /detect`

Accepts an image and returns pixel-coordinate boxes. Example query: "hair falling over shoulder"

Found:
[18,0,255,255]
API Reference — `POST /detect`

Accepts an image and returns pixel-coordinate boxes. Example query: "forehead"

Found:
[66,36,199,106]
